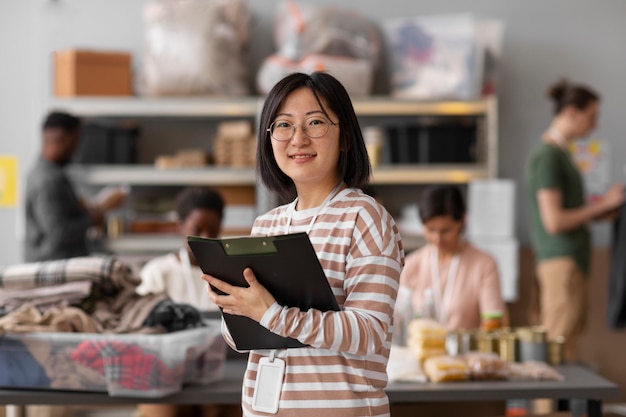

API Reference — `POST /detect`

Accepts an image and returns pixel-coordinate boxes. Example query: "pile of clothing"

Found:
[0,256,219,394]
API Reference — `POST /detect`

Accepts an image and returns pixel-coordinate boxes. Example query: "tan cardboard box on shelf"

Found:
[54,49,132,97]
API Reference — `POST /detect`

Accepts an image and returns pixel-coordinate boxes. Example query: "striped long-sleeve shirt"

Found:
[223,187,404,417]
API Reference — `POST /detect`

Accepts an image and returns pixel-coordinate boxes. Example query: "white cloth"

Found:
[136,253,218,311]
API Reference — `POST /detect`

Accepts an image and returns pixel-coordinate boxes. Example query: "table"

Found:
[1,361,618,417]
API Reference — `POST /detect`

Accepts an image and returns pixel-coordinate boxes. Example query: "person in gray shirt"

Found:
[24,112,127,262]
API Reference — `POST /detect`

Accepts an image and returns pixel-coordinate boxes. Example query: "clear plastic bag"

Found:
[273,1,380,64]
[256,1,379,95]
[462,351,509,380]
[141,0,250,96]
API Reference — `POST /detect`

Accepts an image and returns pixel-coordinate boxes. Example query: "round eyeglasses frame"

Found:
[267,118,339,142]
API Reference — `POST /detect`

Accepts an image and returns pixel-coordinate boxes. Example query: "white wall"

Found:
[0,2,39,265]
[1,0,625,265]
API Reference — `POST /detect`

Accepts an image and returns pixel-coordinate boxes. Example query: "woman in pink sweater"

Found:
[399,185,505,331]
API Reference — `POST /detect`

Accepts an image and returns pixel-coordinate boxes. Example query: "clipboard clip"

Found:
[220,237,277,256]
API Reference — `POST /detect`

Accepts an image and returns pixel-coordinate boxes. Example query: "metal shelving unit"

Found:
[67,165,256,186]
[53,95,497,254]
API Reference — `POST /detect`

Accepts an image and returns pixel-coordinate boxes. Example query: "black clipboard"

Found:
[187,232,340,350]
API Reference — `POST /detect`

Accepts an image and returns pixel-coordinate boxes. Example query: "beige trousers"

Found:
[535,257,588,363]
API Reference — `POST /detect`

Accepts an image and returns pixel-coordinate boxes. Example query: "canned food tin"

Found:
[476,331,499,354]
[498,332,518,362]
[547,337,566,365]
[446,330,473,356]
[517,326,547,362]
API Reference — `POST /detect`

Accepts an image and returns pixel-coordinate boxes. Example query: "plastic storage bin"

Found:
[0,321,226,397]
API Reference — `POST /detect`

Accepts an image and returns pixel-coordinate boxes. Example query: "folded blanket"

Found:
[0,256,139,294]
[0,281,92,312]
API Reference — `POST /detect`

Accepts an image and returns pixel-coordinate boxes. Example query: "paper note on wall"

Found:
[0,156,18,207]
[569,139,610,200]
[467,179,515,238]
[469,236,519,302]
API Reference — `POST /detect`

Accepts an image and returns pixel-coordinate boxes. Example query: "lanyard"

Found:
[284,182,344,235]
[429,246,460,325]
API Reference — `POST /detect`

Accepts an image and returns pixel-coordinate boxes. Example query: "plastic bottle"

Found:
[392,286,413,345]
[481,311,504,332]
[421,288,437,320]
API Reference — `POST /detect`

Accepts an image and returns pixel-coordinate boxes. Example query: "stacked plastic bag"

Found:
[141,0,251,96]
[257,1,380,96]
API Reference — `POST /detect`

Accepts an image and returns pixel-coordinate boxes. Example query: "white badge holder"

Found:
[252,350,285,414]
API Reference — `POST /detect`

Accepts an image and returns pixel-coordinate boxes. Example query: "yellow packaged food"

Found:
[423,355,469,382]
[407,318,447,340]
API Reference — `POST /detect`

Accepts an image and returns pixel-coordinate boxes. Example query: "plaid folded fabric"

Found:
[0,256,140,295]
[70,339,182,390]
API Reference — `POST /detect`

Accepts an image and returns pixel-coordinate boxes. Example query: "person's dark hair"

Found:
[256,71,371,200]
[175,187,224,221]
[418,185,466,223]
[42,111,81,131]
[548,79,599,115]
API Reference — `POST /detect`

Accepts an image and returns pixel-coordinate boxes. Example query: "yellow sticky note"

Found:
[0,156,18,207]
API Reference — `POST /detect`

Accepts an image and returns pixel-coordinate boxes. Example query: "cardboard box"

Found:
[54,49,132,97]
[0,321,226,397]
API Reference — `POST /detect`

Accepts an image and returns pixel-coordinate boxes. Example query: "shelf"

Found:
[370,164,490,184]
[49,96,492,118]
[352,97,491,116]
[104,234,182,254]
[68,164,489,186]
[67,165,256,186]
[49,96,262,118]
[103,230,253,254]
[54,95,497,256]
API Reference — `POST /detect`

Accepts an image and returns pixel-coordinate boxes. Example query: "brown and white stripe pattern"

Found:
[225,188,404,417]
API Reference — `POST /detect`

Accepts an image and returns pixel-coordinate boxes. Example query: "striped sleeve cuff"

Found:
[259,301,282,329]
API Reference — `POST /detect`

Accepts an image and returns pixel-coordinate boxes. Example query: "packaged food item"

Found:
[462,351,509,380]
[407,318,447,340]
[406,318,447,364]
[423,355,469,382]
[498,331,518,362]
[547,337,566,365]
[506,362,530,381]
[522,360,565,381]
[506,361,564,381]
[481,311,504,331]
[446,330,473,356]
[386,345,427,383]
[476,331,499,354]
[517,326,548,362]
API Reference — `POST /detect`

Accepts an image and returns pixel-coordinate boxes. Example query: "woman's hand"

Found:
[600,183,625,212]
[203,268,276,322]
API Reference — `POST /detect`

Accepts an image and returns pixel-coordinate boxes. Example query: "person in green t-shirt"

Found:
[525,79,625,362]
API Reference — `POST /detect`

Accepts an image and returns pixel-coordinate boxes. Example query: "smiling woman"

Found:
[202,72,404,417]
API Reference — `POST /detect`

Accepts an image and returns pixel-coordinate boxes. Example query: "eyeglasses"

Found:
[267,117,339,142]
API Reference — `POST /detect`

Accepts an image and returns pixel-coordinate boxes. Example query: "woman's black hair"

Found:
[418,185,466,223]
[256,72,371,200]
[548,79,600,115]
[175,186,224,221]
